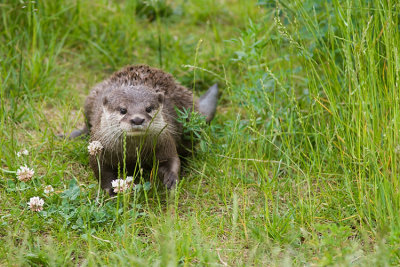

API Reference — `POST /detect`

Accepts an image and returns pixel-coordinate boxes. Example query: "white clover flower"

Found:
[44,185,54,194]
[88,141,103,156]
[27,196,44,212]
[17,149,29,157]
[111,179,130,193]
[16,165,35,182]
[126,176,134,184]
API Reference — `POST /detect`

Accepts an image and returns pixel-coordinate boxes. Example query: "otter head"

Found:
[102,86,166,137]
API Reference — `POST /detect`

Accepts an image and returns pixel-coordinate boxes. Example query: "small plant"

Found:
[135,0,173,21]
[176,107,207,141]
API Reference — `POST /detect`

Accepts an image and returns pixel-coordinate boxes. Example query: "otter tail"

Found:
[198,83,219,123]
[57,125,89,139]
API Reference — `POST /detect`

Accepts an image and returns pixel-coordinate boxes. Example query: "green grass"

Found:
[1,0,400,265]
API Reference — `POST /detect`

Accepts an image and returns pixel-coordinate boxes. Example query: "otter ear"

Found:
[102,96,108,106]
[157,93,164,104]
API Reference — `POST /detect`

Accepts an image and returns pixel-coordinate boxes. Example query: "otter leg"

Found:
[156,138,180,189]
[99,166,118,195]
[90,156,117,195]
[158,156,180,189]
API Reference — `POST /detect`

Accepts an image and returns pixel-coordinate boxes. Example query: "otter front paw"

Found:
[163,172,178,189]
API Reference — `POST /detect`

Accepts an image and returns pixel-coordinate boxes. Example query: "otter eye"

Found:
[145,106,153,113]
[120,108,127,115]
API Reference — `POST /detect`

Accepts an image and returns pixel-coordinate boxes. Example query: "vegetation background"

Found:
[1,0,400,265]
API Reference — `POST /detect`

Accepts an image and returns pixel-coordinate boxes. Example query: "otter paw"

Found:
[163,172,178,189]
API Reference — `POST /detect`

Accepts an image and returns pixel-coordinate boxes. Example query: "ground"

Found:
[1,0,400,266]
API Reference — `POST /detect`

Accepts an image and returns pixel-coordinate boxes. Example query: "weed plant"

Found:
[1,0,400,265]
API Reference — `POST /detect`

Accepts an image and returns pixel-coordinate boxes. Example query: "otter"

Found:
[72,65,218,194]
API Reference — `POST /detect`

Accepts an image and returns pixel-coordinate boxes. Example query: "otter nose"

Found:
[130,117,145,125]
